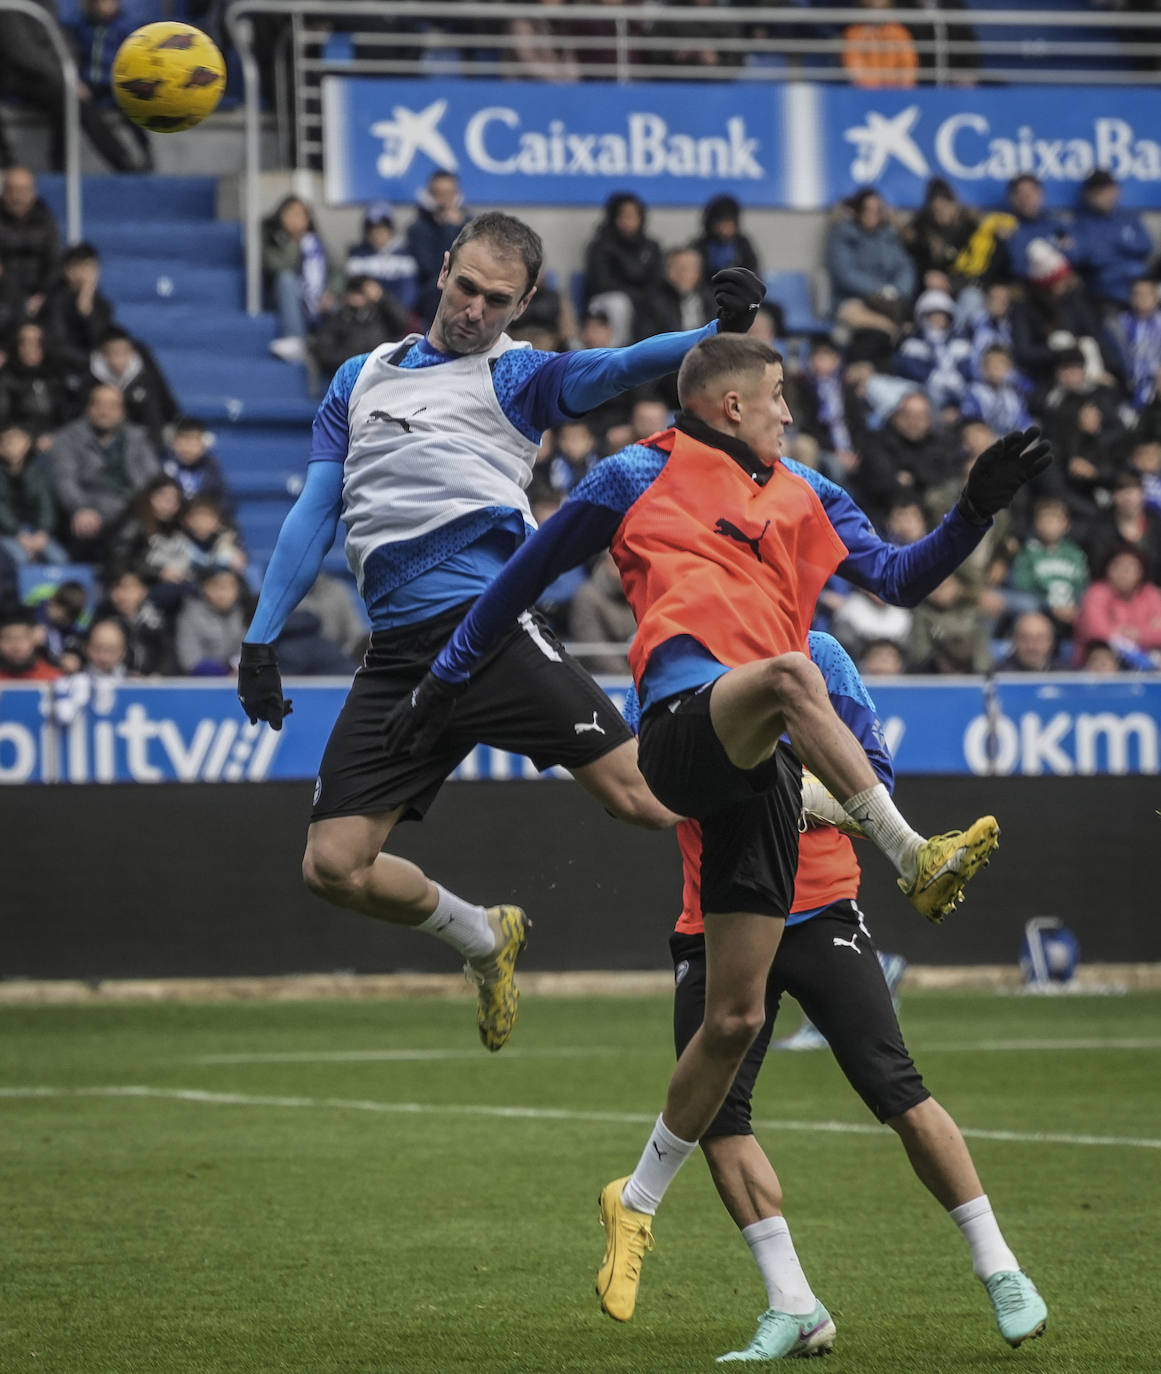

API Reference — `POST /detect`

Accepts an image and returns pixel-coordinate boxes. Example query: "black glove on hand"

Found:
[237,642,293,730]
[958,426,1054,524]
[382,671,465,757]
[711,267,766,334]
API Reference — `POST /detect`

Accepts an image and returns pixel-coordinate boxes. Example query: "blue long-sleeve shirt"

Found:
[245,323,717,644]
[432,434,988,710]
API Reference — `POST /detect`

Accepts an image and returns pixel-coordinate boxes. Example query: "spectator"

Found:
[1008,497,1090,635]
[1011,246,1120,387]
[162,418,235,521]
[1038,348,1125,535]
[263,195,343,363]
[82,615,129,680]
[308,275,410,380]
[508,5,581,82]
[908,572,991,674]
[49,383,159,559]
[178,494,247,578]
[960,344,1032,435]
[1073,545,1161,667]
[0,606,60,679]
[826,189,915,350]
[1128,439,1161,515]
[891,288,972,412]
[694,194,760,278]
[0,321,73,441]
[582,191,665,345]
[841,0,918,88]
[949,211,1018,299]
[514,267,575,351]
[0,166,59,312]
[297,569,369,662]
[343,200,418,307]
[902,178,979,295]
[1006,175,1071,284]
[859,637,906,676]
[0,420,65,564]
[86,326,178,452]
[41,242,115,374]
[883,493,928,546]
[104,474,187,585]
[0,6,134,171]
[650,246,715,342]
[567,550,636,675]
[965,282,1017,375]
[1082,639,1121,673]
[852,389,958,527]
[175,565,248,675]
[33,577,87,669]
[1118,277,1161,409]
[95,567,176,675]
[788,337,864,482]
[997,610,1064,671]
[67,0,151,170]
[1068,170,1154,311]
[1087,470,1161,584]
[406,170,470,326]
[274,608,358,676]
[548,419,600,495]
[832,587,913,662]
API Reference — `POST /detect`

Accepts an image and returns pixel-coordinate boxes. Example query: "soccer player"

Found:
[664,633,1047,1361]
[383,332,1052,1321]
[236,211,767,1053]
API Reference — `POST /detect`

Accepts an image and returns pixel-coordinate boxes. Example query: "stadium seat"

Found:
[764,270,831,337]
[18,563,97,606]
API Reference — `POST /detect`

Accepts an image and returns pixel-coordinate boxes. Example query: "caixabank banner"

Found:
[323,78,1161,211]
[1,676,1158,783]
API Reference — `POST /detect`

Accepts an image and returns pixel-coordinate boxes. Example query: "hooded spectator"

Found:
[891,288,972,411]
[582,191,665,345]
[694,194,760,277]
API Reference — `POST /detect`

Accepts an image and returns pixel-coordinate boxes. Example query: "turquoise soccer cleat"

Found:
[985,1270,1048,1347]
[716,1301,836,1362]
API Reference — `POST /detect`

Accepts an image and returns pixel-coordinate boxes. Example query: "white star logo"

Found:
[371,100,459,179]
[844,107,929,183]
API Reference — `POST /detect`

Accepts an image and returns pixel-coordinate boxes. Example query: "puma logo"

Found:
[714,517,770,562]
[651,1140,668,1161]
[574,712,606,735]
[368,406,427,432]
[832,933,861,954]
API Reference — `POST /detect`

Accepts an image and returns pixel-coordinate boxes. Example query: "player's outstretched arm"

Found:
[237,461,343,730]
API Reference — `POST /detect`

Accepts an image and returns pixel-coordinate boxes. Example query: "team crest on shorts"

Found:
[313,776,322,806]
[674,960,690,986]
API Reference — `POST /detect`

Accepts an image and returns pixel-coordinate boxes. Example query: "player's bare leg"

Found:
[571,737,680,829]
[302,810,528,1050]
[709,654,999,921]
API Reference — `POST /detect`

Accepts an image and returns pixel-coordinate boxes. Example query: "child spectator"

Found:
[883,494,928,546]
[1073,546,1161,667]
[1068,170,1154,310]
[87,326,179,452]
[1082,640,1122,673]
[162,418,235,521]
[891,288,972,411]
[175,566,248,675]
[41,242,115,375]
[34,578,88,671]
[0,421,66,564]
[0,606,60,679]
[859,638,906,676]
[582,191,665,345]
[1128,440,1161,515]
[344,200,418,307]
[960,344,1031,435]
[67,0,150,171]
[548,420,600,495]
[0,321,74,440]
[179,494,247,578]
[104,475,187,586]
[308,275,409,381]
[263,195,343,363]
[1008,497,1090,634]
[1119,277,1161,409]
[1086,470,1161,584]
[96,567,176,675]
[694,194,760,277]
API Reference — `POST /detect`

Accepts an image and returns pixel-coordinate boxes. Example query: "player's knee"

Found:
[761,651,818,705]
[302,838,364,904]
[703,1002,766,1056]
[604,778,675,830]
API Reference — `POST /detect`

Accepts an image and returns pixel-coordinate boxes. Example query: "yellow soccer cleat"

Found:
[464,905,529,1052]
[899,816,1000,923]
[596,1177,655,1322]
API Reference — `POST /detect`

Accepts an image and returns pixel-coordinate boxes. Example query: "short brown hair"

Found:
[447,212,543,295]
[677,333,782,407]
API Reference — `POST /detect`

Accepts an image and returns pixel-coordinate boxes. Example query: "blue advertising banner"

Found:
[323,77,1161,211]
[1,676,1158,784]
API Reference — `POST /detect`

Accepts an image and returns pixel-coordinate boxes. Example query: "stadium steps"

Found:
[38,172,218,223]
[88,220,243,267]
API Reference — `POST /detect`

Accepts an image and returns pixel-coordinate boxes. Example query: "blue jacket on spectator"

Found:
[1008,211,1071,281]
[69,9,137,100]
[960,379,1031,434]
[1069,206,1153,307]
[825,219,915,308]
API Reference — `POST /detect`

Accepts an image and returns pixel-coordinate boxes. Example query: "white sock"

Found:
[620,1114,698,1215]
[842,783,924,883]
[416,884,495,960]
[742,1215,817,1314]
[949,1194,1020,1281]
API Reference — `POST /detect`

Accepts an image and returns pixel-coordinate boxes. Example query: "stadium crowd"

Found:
[3,152,1161,687]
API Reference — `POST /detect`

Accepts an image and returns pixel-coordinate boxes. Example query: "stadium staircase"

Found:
[38,173,329,579]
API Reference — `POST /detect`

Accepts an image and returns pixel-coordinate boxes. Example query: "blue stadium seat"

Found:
[88,220,243,267]
[117,305,280,354]
[99,261,243,309]
[19,563,97,606]
[38,174,218,223]
[764,270,830,336]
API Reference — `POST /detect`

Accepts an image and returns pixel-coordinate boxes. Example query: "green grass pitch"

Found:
[2,990,1159,1373]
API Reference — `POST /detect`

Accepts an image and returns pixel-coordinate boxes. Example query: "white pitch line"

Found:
[2,1085,1160,1151]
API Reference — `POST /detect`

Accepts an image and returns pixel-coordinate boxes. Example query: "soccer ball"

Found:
[112,22,226,133]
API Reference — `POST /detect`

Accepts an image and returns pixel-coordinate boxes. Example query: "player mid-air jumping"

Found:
[236,211,767,1051]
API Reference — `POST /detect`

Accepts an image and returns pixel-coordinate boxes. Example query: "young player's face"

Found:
[734,363,792,465]
[432,240,534,355]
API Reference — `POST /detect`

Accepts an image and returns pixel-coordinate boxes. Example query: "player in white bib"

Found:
[237,211,767,1050]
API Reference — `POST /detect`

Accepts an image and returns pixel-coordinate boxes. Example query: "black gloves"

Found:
[382,671,465,757]
[237,642,293,730]
[958,426,1054,525]
[711,267,766,334]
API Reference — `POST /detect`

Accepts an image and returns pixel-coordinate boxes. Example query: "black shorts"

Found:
[671,901,929,1137]
[311,601,632,822]
[639,685,801,920]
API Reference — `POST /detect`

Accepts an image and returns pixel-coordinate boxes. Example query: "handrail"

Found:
[0,0,82,242]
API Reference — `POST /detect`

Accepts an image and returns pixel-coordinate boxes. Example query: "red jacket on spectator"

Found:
[1073,553,1161,664]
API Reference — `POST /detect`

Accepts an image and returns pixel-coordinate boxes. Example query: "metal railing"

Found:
[224,1,1161,315]
[0,0,82,241]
